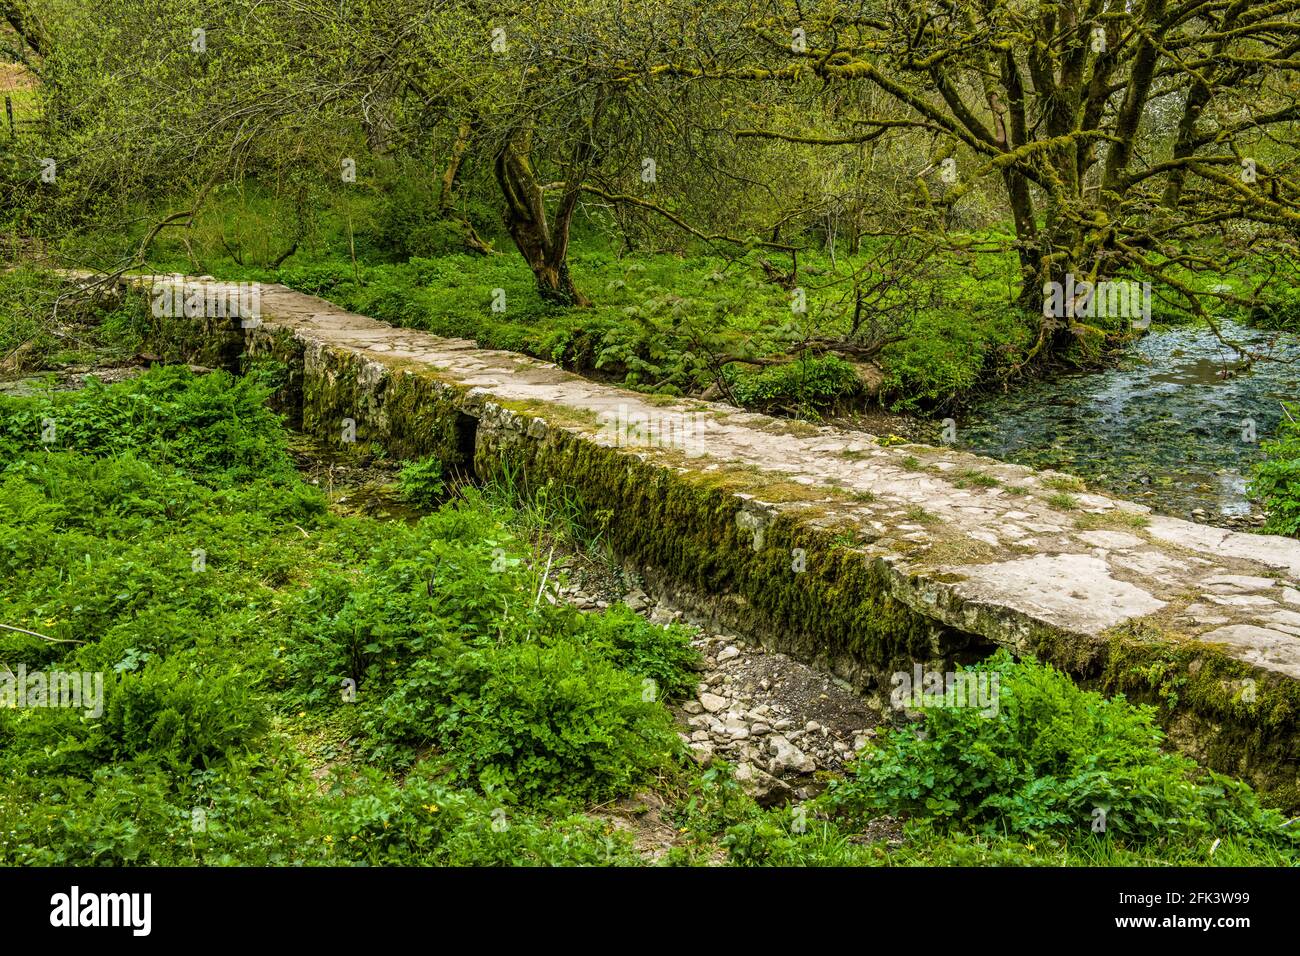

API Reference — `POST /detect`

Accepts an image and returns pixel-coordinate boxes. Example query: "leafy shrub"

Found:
[275,259,358,298]
[572,604,700,700]
[93,294,157,358]
[0,371,332,863]
[879,306,1032,411]
[1250,405,1300,537]
[1249,286,1300,331]
[674,761,757,841]
[825,651,1297,847]
[397,455,446,507]
[99,654,269,770]
[372,160,499,262]
[0,447,325,658]
[0,268,150,370]
[724,354,861,414]
[375,172,453,260]
[282,500,679,806]
[282,505,539,705]
[0,366,292,486]
[422,640,680,805]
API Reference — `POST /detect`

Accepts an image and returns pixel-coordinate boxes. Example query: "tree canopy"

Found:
[5,0,1300,357]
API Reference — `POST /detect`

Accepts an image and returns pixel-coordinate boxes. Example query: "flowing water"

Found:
[959,321,1299,522]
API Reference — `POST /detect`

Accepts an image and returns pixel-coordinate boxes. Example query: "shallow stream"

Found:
[959,321,1299,522]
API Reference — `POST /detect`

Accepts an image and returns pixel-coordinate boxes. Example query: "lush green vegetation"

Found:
[0,368,689,863]
[0,265,149,373]
[826,653,1293,846]
[1251,405,1300,539]
[1,370,1294,866]
[49,187,1044,416]
[713,654,1299,867]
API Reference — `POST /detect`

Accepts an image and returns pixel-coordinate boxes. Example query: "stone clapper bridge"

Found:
[110,274,1300,807]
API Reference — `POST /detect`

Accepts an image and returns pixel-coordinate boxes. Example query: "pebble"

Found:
[699,693,728,713]
[733,762,793,805]
[768,735,816,775]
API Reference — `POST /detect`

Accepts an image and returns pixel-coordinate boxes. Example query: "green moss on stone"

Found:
[473,412,971,688]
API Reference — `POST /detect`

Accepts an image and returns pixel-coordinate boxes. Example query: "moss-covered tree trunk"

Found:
[493,93,607,307]
[494,140,590,305]
[438,119,494,256]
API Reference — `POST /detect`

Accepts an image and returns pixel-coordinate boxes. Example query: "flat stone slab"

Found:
[950,554,1168,635]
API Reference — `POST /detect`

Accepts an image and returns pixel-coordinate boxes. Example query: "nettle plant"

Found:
[823,652,1296,849]
[279,497,696,806]
[397,455,447,508]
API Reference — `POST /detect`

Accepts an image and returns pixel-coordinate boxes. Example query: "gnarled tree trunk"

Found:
[495,140,588,305]
[493,93,606,307]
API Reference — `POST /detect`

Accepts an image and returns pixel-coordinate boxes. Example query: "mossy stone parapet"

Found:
[94,273,1300,809]
[290,343,474,466]
[472,399,988,691]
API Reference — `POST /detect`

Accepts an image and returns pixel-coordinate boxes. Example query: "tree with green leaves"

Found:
[588,0,1300,353]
